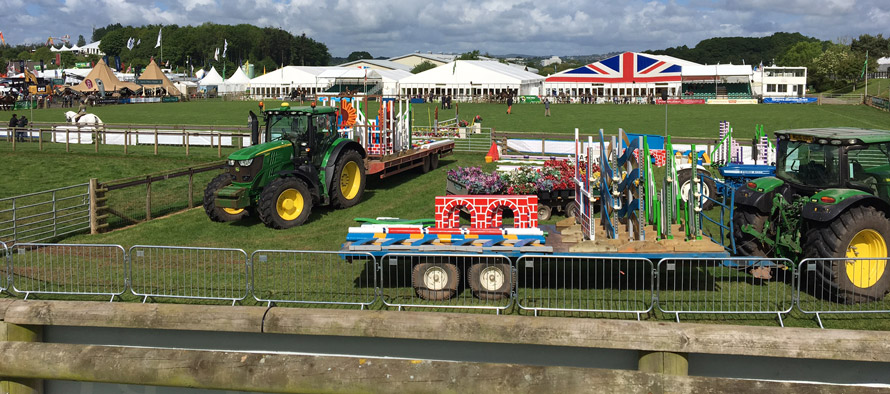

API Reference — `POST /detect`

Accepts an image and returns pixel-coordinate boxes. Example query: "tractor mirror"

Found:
[248,110,259,146]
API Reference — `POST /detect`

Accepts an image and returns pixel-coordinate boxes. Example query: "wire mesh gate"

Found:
[8,243,127,301]
[797,258,890,328]
[128,245,249,305]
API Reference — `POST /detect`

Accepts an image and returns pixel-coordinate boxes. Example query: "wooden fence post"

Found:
[154,126,159,155]
[65,127,70,152]
[217,132,222,158]
[38,128,43,151]
[89,178,99,234]
[188,168,194,209]
[0,322,43,394]
[184,128,190,156]
[124,127,129,155]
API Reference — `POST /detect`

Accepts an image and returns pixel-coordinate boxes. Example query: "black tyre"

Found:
[430,153,439,170]
[565,201,579,218]
[412,262,459,301]
[803,205,890,303]
[257,177,312,229]
[419,155,431,173]
[732,206,771,257]
[203,173,248,222]
[678,168,717,210]
[537,204,552,221]
[331,150,365,209]
[467,263,514,300]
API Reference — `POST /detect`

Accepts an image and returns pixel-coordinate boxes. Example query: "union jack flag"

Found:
[546,52,682,83]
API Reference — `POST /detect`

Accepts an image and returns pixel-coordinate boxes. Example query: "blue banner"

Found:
[763,97,817,104]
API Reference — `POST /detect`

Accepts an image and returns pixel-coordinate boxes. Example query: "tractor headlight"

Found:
[227,159,235,166]
[238,159,254,167]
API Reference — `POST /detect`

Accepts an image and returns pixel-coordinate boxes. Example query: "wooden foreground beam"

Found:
[0,341,880,394]
[4,300,889,363]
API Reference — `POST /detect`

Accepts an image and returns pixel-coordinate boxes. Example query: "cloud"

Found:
[1,0,888,56]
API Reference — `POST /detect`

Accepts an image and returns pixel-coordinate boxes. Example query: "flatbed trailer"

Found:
[366,140,455,178]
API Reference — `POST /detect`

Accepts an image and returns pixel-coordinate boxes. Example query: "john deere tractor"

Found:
[734,128,890,303]
[203,103,366,229]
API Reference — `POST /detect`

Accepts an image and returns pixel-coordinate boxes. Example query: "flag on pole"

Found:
[155,27,162,48]
[860,50,869,79]
[0,31,5,46]
[223,39,228,58]
[126,37,135,50]
[214,48,219,61]
[136,38,141,46]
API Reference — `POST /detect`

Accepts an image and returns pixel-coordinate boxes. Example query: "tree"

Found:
[77,35,86,47]
[98,30,126,56]
[851,34,890,58]
[411,61,436,74]
[810,43,864,90]
[347,51,372,62]
[457,50,480,60]
[778,41,823,68]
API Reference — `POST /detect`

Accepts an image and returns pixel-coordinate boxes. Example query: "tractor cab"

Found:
[260,103,340,167]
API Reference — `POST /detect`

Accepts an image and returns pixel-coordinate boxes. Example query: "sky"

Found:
[1,0,889,58]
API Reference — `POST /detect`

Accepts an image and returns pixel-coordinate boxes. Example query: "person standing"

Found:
[506,95,513,115]
[544,98,551,117]
[9,113,19,141]
[16,115,28,142]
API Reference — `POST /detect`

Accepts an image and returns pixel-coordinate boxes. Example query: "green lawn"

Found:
[4,100,890,330]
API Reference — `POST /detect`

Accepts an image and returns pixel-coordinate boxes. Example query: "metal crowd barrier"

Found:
[128,245,249,305]
[0,241,8,293]
[797,258,890,328]
[251,250,377,308]
[656,257,796,326]
[515,255,654,320]
[378,253,513,313]
[8,243,127,301]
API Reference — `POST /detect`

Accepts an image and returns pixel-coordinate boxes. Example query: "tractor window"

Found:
[776,140,841,187]
[266,114,308,141]
[847,144,890,194]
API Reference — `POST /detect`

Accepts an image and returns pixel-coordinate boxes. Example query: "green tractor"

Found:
[203,103,366,229]
[734,128,890,303]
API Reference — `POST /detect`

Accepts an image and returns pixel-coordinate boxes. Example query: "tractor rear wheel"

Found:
[732,206,771,257]
[678,168,717,210]
[804,205,890,303]
[258,177,312,229]
[331,150,365,209]
[203,173,247,222]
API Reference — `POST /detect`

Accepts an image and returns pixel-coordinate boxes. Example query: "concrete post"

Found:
[638,351,688,376]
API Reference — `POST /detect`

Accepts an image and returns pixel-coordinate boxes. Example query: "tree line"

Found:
[95,23,330,78]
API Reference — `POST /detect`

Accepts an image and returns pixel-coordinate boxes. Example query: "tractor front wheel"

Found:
[331,150,366,209]
[678,168,717,210]
[258,177,313,229]
[203,173,247,222]
[804,205,890,303]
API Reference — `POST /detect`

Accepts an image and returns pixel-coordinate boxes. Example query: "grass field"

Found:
[12,98,890,138]
[3,100,890,330]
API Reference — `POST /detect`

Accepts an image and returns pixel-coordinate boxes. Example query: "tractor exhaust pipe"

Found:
[248,110,259,146]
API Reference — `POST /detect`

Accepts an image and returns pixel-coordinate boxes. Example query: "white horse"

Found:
[65,111,104,126]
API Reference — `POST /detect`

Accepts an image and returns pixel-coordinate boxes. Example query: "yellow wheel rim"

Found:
[222,208,244,215]
[275,188,303,221]
[340,161,361,200]
[845,229,888,288]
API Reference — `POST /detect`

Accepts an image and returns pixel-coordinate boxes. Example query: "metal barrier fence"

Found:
[251,250,377,308]
[379,253,513,313]
[128,245,249,305]
[797,258,890,328]
[0,183,91,245]
[9,243,127,301]
[0,241,8,293]
[412,127,492,152]
[656,258,796,326]
[515,255,654,319]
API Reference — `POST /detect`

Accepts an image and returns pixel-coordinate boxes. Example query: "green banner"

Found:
[75,62,91,68]
[521,95,541,103]
[134,79,163,85]
[52,78,64,85]
[162,96,180,103]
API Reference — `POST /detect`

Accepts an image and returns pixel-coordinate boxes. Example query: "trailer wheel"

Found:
[420,155,432,174]
[258,177,312,229]
[430,153,439,170]
[678,168,717,210]
[412,262,459,301]
[537,204,552,221]
[468,263,513,300]
[804,205,890,303]
[203,173,247,222]
[331,150,365,209]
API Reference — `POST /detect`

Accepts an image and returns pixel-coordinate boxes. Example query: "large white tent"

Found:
[375,69,412,96]
[248,66,343,99]
[220,66,251,94]
[398,60,544,100]
[198,66,224,88]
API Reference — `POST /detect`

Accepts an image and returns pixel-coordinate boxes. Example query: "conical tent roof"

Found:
[138,59,181,96]
[199,66,224,86]
[225,66,251,84]
[71,59,141,93]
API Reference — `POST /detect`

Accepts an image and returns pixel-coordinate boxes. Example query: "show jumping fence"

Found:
[3,243,889,327]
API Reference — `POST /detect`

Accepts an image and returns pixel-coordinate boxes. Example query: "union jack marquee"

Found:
[546,52,682,84]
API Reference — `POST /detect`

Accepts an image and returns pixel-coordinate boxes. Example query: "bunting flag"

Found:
[223,39,228,58]
[155,27,162,48]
